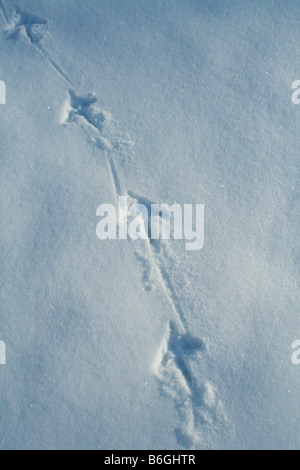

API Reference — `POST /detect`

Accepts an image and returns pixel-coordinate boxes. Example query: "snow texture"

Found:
[0,0,299,450]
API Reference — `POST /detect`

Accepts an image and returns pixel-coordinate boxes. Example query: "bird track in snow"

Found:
[4,6,74,86]
[60,89,126,198]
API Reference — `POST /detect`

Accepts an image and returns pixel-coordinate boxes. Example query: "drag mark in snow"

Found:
[108,156,122,197]
[35,45,74,87]
[127,192,187,330]
[4,8,74,86]
[0,0,8,24]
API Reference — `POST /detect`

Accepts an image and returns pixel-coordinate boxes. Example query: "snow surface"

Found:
[0,0,299,450]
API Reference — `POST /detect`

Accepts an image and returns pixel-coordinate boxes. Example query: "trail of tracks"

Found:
[3,3,228,447]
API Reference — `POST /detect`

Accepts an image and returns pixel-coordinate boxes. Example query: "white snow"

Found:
[0,0,299,450]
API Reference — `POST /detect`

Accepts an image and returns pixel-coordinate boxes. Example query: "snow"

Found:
[0,0,299,450]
